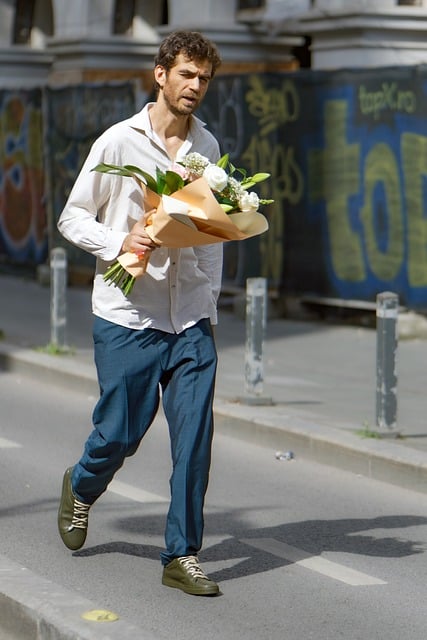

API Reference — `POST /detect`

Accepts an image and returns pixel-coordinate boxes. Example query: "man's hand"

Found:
[122,210,158,257]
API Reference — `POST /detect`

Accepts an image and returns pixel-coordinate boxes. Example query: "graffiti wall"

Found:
[0,83,136,271]
[2,68,427,308]
[202,67,427,308]
[199,74,299,291]
[45,83,136,268]
[0,89,46,266]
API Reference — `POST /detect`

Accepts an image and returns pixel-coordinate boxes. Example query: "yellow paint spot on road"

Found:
[81,609,119,622]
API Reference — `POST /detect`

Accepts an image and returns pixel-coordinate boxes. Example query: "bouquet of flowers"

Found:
[93,153,273,295]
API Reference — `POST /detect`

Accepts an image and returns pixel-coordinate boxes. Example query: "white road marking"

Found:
[108,479,168,504]
[105,483,386,587]
[0,437,22,449]
[240,538,387,586]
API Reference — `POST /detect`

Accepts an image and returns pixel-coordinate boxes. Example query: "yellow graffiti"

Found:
[401,132,427,287]
[359,83,416,120]
[245,75,299,136]
[241,75,304,285]
[309,100,364,282]
[243,135,303,206]
[309,99,427,288]
[241,134,304,285]
[361,143,403,281]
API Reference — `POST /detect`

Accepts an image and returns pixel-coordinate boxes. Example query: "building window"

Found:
[113,0,168,36]
[293,36,311,69]
[13,0,52,46]
[161,0,168,25]
[113,0,167,33]
[113,0,136,35]
[237,0,265,9]
[13,0,35,44]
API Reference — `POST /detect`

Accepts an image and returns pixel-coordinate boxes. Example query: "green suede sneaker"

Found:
[57,467,90,551]
[162,555,220,596]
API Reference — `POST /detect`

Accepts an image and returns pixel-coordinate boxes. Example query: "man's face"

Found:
[155,52,213,117]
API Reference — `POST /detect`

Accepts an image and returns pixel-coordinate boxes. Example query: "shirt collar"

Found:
[127,102,207,143]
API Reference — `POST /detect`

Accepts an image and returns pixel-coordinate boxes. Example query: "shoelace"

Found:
[70,499,90,530]
[177,555,207,579]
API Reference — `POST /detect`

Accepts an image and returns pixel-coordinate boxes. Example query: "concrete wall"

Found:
[301,0,427,68]
[2,0,427,84]
[0,0,301,90]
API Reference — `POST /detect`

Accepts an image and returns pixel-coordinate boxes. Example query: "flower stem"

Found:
[103,261,135,295]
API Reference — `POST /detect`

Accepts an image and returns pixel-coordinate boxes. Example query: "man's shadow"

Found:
[74,506,427,583]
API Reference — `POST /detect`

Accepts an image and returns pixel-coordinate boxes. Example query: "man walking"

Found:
[57,30,222,596]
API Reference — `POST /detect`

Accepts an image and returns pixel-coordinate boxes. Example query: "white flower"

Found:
[181,152,210,176]
[238,191,259,212]
[203,164,229,192]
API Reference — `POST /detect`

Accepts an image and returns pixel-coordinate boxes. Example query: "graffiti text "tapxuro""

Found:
[358,83,416,120]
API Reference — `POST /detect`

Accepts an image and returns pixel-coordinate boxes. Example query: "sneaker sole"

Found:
[162,576,219,596]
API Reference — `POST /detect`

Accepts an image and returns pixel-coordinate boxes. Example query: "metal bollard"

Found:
[242,277,273,405]
[376,291,398,433]
[50,247,68,348]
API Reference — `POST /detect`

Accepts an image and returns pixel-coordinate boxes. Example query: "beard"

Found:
[163,90,199,117]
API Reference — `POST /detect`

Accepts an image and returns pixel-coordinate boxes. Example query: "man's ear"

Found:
[154,65,166,89]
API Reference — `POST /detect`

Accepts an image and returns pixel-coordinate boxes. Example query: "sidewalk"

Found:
[1,272,427,639]
[2,272,427,491]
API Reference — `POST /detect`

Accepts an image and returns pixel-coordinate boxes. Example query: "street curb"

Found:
[2,341,427,495]
[214,399,427,495]
[0,554,161,640]
[0,342,99,396]
[1,342,427,638]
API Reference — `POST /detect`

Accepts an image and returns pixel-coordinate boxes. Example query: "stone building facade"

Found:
[1,0,427,91]
[0,0,303,91]
[3,0,427,304]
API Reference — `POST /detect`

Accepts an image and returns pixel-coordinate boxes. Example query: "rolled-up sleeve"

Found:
[57,138,129,262]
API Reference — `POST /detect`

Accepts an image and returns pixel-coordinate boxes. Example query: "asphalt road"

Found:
[1,369,427,639]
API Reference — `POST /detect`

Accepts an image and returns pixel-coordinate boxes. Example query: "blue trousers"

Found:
[71,316,217,565]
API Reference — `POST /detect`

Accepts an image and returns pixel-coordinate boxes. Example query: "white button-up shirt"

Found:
[58,104,223,333]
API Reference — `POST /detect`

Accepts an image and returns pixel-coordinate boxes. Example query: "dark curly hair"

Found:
[154,30,222,81]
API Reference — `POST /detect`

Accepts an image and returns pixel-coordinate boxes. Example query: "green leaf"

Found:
[156,167,167,194]
[217,194,236,213]
[92,163,159,192]
[92,162,133,176]
[259,198,274,205]
[162,170,185,195]
[250,172,271,183]
[125,166,159,192]
[216,154,229,169]
[235,167,247,179]
[240,172,271,190]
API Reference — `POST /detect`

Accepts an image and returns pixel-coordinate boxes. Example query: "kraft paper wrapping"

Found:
[117,250,150,278]
[141,177,269,248]
[112,176,269,280]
